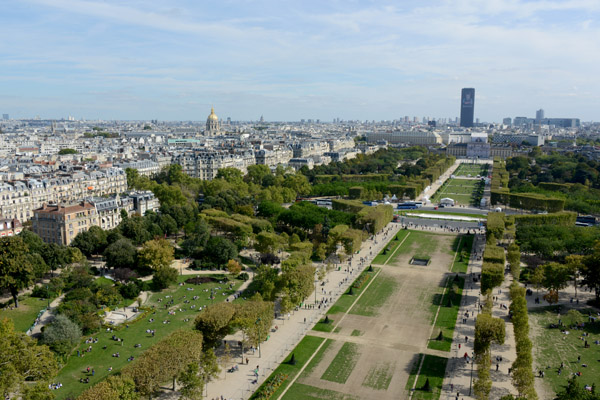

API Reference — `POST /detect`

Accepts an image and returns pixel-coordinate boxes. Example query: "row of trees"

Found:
[508,284,537,399]
[473,292,506,400]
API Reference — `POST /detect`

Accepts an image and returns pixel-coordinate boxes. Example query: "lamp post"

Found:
[255,317,262,358]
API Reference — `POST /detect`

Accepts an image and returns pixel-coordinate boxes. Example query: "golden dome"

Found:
[207,107,218,122]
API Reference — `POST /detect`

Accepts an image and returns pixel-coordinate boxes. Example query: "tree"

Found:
[21,382,55,400]
[58,148,77,155]
[19,230,45,254]
[194,302,237,348]
[582,241,600,304]
[40,314,82,355]
[0,318,58,398]
[565,255,584,300]
[153,266,178,290]
[178,363,204,400]
[0,236,34,308]
[201,236,237,267]
[254,231,284,255]
[126,167,141,189]
[104,238,137,270]
[71,226,108,257]
[138,238,174,270]
[530,266,545,296]
[227,259,242,278]
[246,164,271,186]
[542,263,571,304]
[78,375,139,400]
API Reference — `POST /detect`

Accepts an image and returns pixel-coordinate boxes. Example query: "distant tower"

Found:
[206,107,220,135]
[260,115,264,123]
[460,88,475,128]
[536,109,544,123]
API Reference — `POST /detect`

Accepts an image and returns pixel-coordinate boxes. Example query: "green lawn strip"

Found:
[313,317,335,332]
[249,335,326,400]
[450,235,474,273]
[54,274,241,400]
[428,276,464,352]
[0,294,54,332]
[362,361,396,390]
[405,354,448,400]
[350,273,397,317]
[351,329,362,336]
[323,268,380,317]
[282,383,359,400]
[372,229,410,264]
[454,164,487,177]
[321,342,360,384]
[530,307,600,394]
[301,338,333,376]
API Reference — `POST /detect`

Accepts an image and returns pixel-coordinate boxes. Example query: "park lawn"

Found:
[250,335,326,400]
[372,229,410,264]
[0,294,53,332]
[454,163,488,177]
[387,230,443,265]
[313,317,335,332]
[405,354,448,400]
[450,235,474,273]
[362,361,396,390]
[530,307,600,395]
[323,268,380,317]
[350,273,397,317]
[428,276,464,352]
[282,383,359,400]
[431,178,480,205]
[54,274,241,400]
[321,342,360,384]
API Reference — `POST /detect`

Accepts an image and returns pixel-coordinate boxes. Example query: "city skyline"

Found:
[1,0,600,122]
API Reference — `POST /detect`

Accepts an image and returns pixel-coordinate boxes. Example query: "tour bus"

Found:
[398,202,419,210]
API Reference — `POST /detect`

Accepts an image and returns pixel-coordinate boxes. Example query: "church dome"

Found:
[207,107,218,122]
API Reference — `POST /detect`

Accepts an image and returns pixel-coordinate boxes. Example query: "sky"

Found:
[1,0,600,122]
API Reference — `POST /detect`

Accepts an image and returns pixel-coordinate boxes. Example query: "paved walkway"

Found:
[204,223,405,400]
[28,293,65,337]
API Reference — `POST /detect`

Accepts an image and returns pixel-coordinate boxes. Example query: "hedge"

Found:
[481,262,504,293]
[483,245,505,264]
[513,211,576,227]
[356,205,393,234]
[537,182,572,192]
[491,190,565,212]
[348,186,364,199]
[387,184,418,200]
[486,212,505,239]
[331,199,366,213]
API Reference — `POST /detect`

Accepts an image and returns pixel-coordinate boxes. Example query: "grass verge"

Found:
[405,354,448,400]
[428,275,464,352]
[372,229,410,264]
[0,294,54,333]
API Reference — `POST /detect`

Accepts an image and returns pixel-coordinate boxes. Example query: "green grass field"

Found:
[386,230,441,265]
[450,235,474,273]
[372,230,410,264]
[321,342,360,383]
[322,268,380,317]
[54,274,241,400]
[250,335,326,400]
[428,276,464,351]
[454,163,488,177]
[431,178,483,206]
[405,354,448,400]
[530,307,600,395]
[350,273,397,317]
[0,294,54,332]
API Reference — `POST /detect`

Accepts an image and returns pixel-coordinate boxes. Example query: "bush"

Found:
[119,282,141,299]
[41,314,82,355]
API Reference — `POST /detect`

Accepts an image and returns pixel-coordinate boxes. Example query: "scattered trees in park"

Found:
[581,241,600,304]
[0,318,58,399]
[104,238,138,270]
[227,259,242,277]
[541,262,571,304]
[152,266,179,290]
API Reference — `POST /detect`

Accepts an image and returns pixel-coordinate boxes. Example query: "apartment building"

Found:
[32,202,98,245]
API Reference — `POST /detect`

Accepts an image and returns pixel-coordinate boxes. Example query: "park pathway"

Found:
[28,293,65,337]
[203,222,405,400]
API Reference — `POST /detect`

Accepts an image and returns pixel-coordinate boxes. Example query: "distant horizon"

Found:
[1,1,599,121]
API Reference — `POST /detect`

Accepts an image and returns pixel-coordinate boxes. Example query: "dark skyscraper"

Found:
[460,88,475,127]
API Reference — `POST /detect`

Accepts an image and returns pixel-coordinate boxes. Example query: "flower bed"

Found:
[352,272,371,289]
[251,373,288,399]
